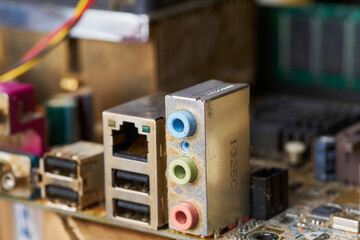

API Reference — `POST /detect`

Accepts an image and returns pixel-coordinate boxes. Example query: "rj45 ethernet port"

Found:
[112,122,148,162]
[113,199,150,224]
[112,169,149,194]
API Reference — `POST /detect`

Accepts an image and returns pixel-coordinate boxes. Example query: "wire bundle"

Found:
[0,0,96,82]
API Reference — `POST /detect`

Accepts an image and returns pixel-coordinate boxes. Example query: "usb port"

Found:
[112,122,148,162]
[112,169,149,194]
[113,199,150,223]
[44,157,78,178]
[45,185,78,205]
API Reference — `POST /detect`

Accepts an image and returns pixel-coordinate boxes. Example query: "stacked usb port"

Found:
[39,141,104,211]
[103,93,167,229]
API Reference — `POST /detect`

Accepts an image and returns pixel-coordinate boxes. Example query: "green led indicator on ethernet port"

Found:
[142,125,151,133]
[108,120,116,127]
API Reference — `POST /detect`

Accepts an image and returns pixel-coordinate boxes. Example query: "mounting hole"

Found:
[181,141,190,152]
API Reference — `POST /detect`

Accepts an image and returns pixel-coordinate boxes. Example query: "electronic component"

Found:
[250,168,288,220]
[310,205,341,221]
[258,3,360,96]
[335,123,360,185]
[103,93,167,229]
[246,231,280,240]
[251,95,360,159]
[330,212,360,233]
[0,81,35,135]
[166,80,250,236]
[313,136,336,181]
[39,141,104,211]
[0,150,40,199]
[0,81,46,156]
[284,141,306,166]
[46,98,79,146]
[55,88,95,142]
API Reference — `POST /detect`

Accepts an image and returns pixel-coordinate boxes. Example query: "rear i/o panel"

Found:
[165,80,250,236]
[0,81,359,240]
[103,93,167,230]
[39,141,104,211]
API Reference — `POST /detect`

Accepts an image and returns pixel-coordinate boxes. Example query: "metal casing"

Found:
[40,141,104,211]
[165,80,250,236]
[0,150,40,199]
[103,93,167,229]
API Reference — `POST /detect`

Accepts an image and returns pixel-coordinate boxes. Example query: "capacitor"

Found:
[313,136,336,181]
[46,98,79,146]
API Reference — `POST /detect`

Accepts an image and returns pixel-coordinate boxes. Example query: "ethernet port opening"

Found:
[112,122,148,162]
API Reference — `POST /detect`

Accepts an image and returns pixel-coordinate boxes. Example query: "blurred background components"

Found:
[0,0,255,119]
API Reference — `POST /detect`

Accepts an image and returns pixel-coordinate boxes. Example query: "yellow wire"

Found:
[0,0,89,82]
[0,58,42,82]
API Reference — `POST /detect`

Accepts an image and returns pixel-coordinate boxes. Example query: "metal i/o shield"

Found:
[165,80,250,236]
[103,93,168,230]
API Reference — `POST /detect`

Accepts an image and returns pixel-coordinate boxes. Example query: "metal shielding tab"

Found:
[331,213,360,233]
[167,79,248,101]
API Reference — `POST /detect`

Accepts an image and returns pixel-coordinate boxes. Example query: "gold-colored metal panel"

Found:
[0,27,67,102]
[78,39,158,119]
[165,80,250,236]
[205,87,250,233]
[0,28,158,120]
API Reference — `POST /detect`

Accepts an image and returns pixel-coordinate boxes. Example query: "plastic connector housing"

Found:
[335,123,360,185]
[250,167,288,220]
[0,82,46,156]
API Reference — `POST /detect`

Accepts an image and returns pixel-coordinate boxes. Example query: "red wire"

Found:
[21,0,96,62]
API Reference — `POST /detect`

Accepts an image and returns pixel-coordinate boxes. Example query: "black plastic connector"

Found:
[112,169,149,194]
[44,157,78,178]
[251,168,288,220]
[45,185,78,205]
[113,199,150,223]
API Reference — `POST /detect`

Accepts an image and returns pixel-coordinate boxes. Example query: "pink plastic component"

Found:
[170,201,199,231]
[0,82,35,134]
[0,82,46,156]
[0,129,44,156]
